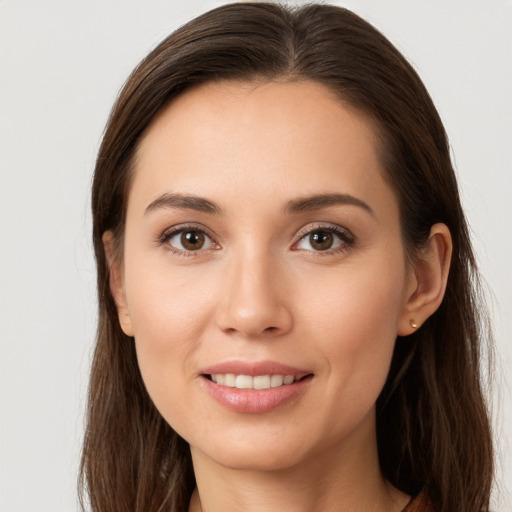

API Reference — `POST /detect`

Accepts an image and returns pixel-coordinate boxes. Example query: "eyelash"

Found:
[158,223,355,257]
[293,224,355,256]
[159,223,218,257]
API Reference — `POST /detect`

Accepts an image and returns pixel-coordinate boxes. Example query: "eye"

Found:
[163,227,217,253]
[294,226,354,253]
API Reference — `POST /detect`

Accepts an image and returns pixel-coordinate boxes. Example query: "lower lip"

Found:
[201,376,312,414]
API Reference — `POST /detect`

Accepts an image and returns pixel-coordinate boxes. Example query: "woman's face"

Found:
[114,80,417,471]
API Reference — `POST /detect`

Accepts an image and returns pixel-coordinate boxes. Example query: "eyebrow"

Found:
[144,192,374,217]
[145,193,222,215]
[285,193,374,216]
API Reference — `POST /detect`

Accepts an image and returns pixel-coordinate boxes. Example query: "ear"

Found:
[102,231,134,337]
[398,223,452,336]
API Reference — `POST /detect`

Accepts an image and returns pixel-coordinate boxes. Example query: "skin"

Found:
[105,80,452,512]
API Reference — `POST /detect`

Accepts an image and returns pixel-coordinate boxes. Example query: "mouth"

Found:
[200,362,314,413]
[206,373,311,390]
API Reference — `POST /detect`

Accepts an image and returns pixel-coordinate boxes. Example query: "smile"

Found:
[200,361,313,413]
[210,374,300,389]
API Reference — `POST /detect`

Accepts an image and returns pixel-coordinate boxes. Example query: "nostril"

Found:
[215,296,293,338]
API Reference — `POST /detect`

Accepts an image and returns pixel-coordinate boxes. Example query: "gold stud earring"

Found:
[410,320,418,329]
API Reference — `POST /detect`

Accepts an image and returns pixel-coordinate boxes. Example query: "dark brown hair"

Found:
[80,3,494,511]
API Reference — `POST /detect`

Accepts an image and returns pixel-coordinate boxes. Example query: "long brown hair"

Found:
[80,3,494,511]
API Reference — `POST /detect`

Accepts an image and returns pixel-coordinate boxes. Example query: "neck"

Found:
[188,413,408,512]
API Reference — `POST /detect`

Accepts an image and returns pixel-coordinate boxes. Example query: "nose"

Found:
[215,248,293,339]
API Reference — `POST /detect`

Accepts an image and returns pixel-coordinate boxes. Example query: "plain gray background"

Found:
[1,1,511,510]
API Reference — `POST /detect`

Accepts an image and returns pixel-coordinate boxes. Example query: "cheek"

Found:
[125,256,217,347]
[301,256,406,396]
[302,254,406,336]
[123,257,219,419]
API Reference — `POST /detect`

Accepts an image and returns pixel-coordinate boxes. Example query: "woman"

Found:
[80,3,494,511]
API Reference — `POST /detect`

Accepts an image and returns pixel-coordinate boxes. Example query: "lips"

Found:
[200,360,313,413]
[202,360,310,377]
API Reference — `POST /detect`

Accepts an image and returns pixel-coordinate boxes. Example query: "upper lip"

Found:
[201,360,312,377]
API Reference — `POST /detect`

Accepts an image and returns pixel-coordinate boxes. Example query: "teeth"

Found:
[210,374,298,390]
[224,373,236,387]
[253,375,271,390]
[270,375,284,387]
[235,375,253,389]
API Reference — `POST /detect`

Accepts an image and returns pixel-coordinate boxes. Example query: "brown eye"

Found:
[165,228,215,253]
[181,231,205,250]
[309,231,334,251]
[295,227,350,252]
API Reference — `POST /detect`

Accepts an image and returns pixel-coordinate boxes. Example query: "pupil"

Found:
[311,231,333,250]
[181,231,205,250]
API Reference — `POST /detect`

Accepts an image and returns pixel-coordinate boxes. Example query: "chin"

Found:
[191,433,311,472]
[213,452,303,472]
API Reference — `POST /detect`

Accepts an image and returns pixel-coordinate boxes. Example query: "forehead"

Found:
[131,79,396,219]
